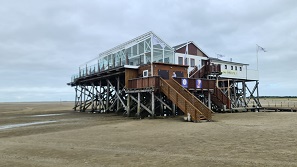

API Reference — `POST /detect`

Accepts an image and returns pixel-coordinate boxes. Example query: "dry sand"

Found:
[1,102,297,167]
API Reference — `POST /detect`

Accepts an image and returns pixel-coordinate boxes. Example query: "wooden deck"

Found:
[262,107,297,112]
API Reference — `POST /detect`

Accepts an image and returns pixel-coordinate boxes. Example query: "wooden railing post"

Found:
[168,84,170,99]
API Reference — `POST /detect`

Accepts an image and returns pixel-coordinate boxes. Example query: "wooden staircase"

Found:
[189,66,198,78]
[189,63,221,79]
[210,86,231,109]
[159,78,212,122]
[189,65,207,78]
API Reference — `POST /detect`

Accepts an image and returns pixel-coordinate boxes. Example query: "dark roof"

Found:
[173,41,209,57]
[209,57,248,65]
[208,57,222,61]
[172,42,187,50]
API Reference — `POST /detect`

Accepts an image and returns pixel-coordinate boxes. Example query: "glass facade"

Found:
[74,32,175,80]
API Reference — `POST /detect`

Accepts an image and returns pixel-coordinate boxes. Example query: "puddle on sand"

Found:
[27,113,67,117]
[0,121,57,130]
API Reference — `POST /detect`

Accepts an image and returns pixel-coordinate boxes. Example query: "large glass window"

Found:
[145,38,151,53]
[115,53,120,67]
[153,49,163,62]
[139,41,144,54]
[190,58,195,67]
[86,33,174,74]
[130,57,140,66]
[145,52,151,64]
[178,57,183,65]
[103,56,108,70]
[132,45,137,56]
[126,47,132,58]
[164,50,174,64]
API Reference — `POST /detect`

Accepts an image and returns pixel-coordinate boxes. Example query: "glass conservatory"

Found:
[76,31,175,79]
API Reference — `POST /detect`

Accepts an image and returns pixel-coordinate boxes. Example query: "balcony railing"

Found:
[127,76,160,89]
[173,78,216,90]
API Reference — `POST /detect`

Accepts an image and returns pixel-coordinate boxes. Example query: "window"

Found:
[178,57,183,65]
[240,67,242,71]
[225,65,227,69]
[185,58,188,65]
[190,58,195,67]
[164,57,169,63]
[143,70,148,77]
[235,66,237,71]
[231,66,233,70]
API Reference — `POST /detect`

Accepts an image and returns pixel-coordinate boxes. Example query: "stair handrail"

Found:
[189,65,206,78]
[189,66,198,78]
[214,86,231,109]
[159,78,202,122]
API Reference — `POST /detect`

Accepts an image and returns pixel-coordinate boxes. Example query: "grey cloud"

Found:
[0,0,297,102]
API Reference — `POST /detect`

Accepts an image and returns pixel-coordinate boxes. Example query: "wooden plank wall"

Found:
[138,64,151,76]
[135,63,189,79]
[176,43,208,57]
[126,63,189,88]
[125,69,138,87]
[153,63,188,79]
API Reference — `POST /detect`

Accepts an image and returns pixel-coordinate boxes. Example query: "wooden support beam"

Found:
[107,80,127,111]
[130,94,153,116]
[160,94,164,115]
[243,81,247,107]
[116,77,120,112]
[151,91,155,117]
[79,85,83,112]
[106,81,110,111]
[91,84,95,111]
[137,92,141,118]
[208,91,211,109]
[80,71,125,83]
[96,81,106,111]
[125,89,155,93]
[83,85,86,111]
[127,94,130,116]
[245,81,261,108]
[74,85,78,111]
[227,79,230,100]
[246,82,256,104]
[231,82,235,107]
[152,93,172,111]
[256,81,261,107]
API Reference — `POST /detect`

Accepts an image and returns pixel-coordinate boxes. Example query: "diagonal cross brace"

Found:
[107,79,127,111]
[130,95,153,115]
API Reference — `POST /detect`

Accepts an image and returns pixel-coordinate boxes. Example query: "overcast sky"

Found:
[1,0,296,102]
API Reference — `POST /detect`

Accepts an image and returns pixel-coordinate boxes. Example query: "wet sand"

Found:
[1,102,297,166]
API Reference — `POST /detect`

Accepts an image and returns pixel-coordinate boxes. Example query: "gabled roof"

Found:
[172,42,187,50]
[98,31,173,58]
[81,31,173,67]
[173,41,209,57]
